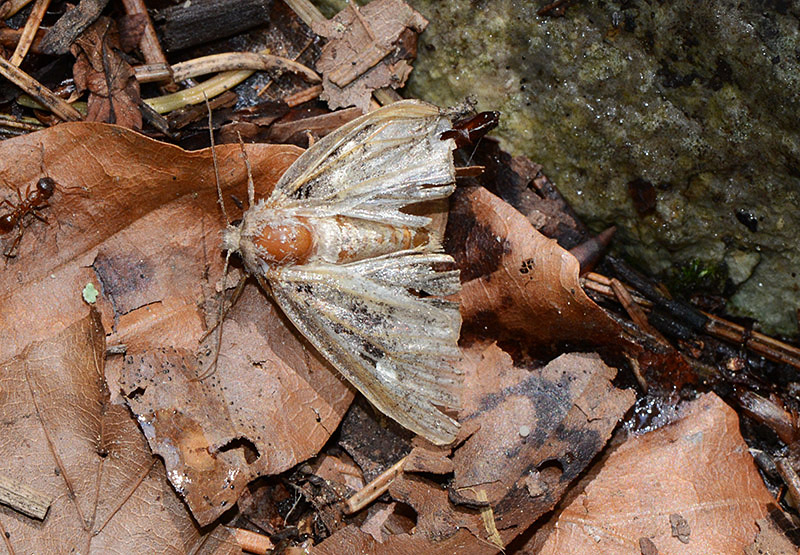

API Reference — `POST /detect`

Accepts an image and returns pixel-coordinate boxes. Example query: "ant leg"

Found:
[31,205,50,224]
[4,223,24,258]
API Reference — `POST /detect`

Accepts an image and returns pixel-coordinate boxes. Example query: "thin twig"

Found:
[227,527,274,554]
[284,84,323,108]
[9,0,50,66]
[120,0,176,90]
[582,272,800,369]
[0,56,82,121]
[0,473,52,520]
[144,69,253,114]
[344,456,406,514]
[610,278,670,345]
[0,0,33,19]
[131,63,172,83]
[282,0,327,28]
[169,52,320,83]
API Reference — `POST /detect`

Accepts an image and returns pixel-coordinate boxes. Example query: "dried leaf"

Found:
[314,0,427,112]
[71,17,142,129]
[745,504,800,555]
[446,185,625,351]
[532,393,774,554]
[0,310,237,553]
[0,123,353,525]
[452,341,636,511]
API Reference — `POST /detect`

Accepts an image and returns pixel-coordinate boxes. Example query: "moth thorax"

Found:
[251,218,314,265]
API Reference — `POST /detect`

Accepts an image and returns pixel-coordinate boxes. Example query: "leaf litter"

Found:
[0,0,793,550]
[0,115,783,552]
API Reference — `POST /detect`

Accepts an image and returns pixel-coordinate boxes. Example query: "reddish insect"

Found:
[0,175,57,257]
[440,110,500,148]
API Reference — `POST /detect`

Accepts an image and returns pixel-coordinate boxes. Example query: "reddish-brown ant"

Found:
[0,175,57,257]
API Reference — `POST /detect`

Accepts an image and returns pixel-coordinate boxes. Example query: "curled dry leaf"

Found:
[313,0,427,112]
[531,393,774,554]
[446,185,625,352]
[0,310,237,554]
[451,342,636,509]
[0,122,353,526]
[71,17,142,129]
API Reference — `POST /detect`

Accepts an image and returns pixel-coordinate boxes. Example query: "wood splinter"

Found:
[0,473,52,520]
[344,456,407,515]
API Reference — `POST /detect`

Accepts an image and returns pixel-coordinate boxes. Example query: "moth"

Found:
[218,99,463,445]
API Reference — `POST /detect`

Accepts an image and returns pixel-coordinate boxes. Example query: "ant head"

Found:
[37,177,56,198]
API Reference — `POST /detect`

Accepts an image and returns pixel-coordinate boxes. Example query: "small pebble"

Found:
[519,425,530,437]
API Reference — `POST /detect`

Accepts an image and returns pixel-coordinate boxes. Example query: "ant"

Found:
[0,175,57,258]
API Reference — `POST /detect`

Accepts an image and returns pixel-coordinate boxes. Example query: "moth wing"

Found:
[263,99,456,229]
[263,250,463,445]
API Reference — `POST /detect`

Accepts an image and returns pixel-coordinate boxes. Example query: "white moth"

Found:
[220,99,462,445]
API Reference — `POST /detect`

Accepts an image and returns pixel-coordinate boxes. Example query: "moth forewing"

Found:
[224,100,464,445]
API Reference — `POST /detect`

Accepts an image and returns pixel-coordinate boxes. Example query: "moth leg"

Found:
[195,252,247,381]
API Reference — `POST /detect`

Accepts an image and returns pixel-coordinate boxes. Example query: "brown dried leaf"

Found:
[745,504,800,555]
[446,185,625,351]
[0,310,238,553]
[452,341,636,514]
[0,122,353,526]
[71,17,142,129]
[531,393,774,554]
[313,0,427,112]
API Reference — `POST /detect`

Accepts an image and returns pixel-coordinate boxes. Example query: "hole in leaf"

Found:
[218,436,260,464]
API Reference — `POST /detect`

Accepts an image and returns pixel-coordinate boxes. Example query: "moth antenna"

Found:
[236,131,255,209]
[205,93,229,224]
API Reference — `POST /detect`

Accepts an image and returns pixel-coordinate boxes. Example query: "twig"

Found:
[0,27,46,53]
[0,57,82,121]
[120,0,176,90]
[0,113,45,132]
[284,84,323,108]
[282,0,327,28]
[344,456,407,515]
[169,52,320,83]
[0,473,52,520]
[610,278,670,345]
[228,527,274,554]
[0,0,33,18]
[144,69,254,114]
[132,63,172,84]
[373,87,403,106]
[9,0,50,66]
[582,272,800,369]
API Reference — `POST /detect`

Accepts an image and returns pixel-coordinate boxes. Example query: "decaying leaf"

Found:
[0,310,237,553]
[71,17,142,129]
[446,185,626,352]
[452,342,636,508]
[745,504,800,555]
[530,393,774,554]
[314,0,427,112]
[0,123,353,526]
